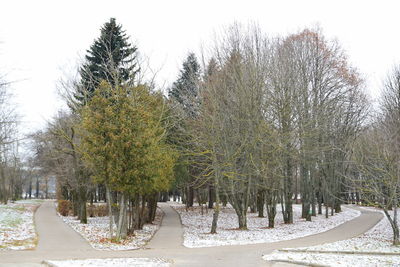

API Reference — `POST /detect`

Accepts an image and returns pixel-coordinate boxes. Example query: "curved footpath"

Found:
[0,201,383,267]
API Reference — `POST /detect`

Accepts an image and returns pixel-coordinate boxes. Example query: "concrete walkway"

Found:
[35,201,93,252]
[0,201,383,267]
[146,203,183,250]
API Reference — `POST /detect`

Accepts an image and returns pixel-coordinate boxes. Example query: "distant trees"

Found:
[31,112,91,223]
[0,76,20,204]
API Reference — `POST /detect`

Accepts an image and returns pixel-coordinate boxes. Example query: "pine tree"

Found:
[168,53,201,117]
[75,18,138,105]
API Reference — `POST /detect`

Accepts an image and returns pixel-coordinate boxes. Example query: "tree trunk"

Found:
[45,177,49,199]
[79,186,87,224]
[35,176,39,198]
[301,202,307,219]
[208,185,214,209]
[325,203,329,218]
[186,186,194,207]
[210,201,220,234]
[106,186,115,239]
[116,193,128,240]
[383,208,400,245]
[283,155,293,224]
[311,193,316,216]
[334,201,342,213]
[267,205,276,228]
[147,192,158,223]
[257,189,265,218]
[317,192,323,215]
[305,202,311,221]
[0,164,7,204]
[211,162,220,234]
[249,192,257,213]
[266,192,277,228]
[72,192,78,217]
[28,176,32,199]
[237,211,247,230]
[283,200,293,224]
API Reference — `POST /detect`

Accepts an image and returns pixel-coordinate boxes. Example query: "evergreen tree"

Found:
[167,53,201,208]
[204,57,218,82]
[80,82,176,240]
[75,18,138,105]
[168,53,201,117]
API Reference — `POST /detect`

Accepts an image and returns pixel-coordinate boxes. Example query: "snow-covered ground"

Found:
[45,258,171,267]
[0,199,42,250]
[263,251,400,266]
[282,206,400,253]
[169,202,360,248]
[263,206,400,266]
[58,207,163,250]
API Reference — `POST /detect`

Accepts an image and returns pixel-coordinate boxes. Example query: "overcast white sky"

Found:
[1,0,400,136]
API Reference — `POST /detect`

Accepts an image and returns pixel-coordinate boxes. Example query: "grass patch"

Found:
[0,238,36,250]
[0,202,41,250]
[1,216,23,228]
[1,205,26,212]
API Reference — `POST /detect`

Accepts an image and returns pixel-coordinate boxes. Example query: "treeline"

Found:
[169,26,367,232]
[0,75,57,204]
[0,77,23,204]
[27,18,400,245]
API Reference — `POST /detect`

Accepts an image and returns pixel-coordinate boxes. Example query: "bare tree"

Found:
[352,123,400,245]
[0,77,20,204]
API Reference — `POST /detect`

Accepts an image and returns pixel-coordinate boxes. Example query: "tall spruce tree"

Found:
[168,53,201,117]
[168,53,201,208]
[75,18,138,105]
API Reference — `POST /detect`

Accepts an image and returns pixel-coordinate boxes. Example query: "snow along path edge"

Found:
[169,202,361,248]
[42,257,173,267]
[280,206,398,254]
[56,203,165,251]
[263,251,400,267]
[278,248,400,256]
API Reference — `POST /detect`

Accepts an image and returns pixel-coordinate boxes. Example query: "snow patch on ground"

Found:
[263,251,400,266]
[0,200,42,250]
[169,202,360,248]
[46,258,171,267]
[58,207,163,250]
[285,207,400,253]
[263,207,400,266]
